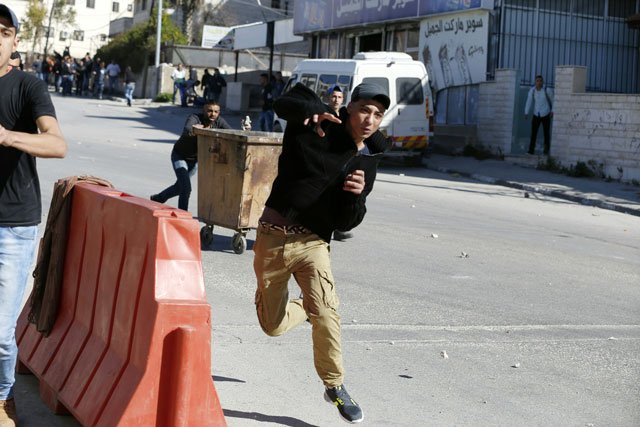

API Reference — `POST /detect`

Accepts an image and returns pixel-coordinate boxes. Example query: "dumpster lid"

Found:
[194,128,283,145]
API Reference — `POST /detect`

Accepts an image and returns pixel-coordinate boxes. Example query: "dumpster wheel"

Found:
[232,232,247,254]
[200,225,214,247]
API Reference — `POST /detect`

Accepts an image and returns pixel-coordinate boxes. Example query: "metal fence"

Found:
[492,0,640,93]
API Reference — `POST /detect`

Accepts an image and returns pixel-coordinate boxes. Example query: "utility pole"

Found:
[155,0,163,97]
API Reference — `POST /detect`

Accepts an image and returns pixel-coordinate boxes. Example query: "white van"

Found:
[275,52,434,161]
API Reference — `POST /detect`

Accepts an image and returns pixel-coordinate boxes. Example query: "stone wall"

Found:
[553,66,640,182]
[477,69,519,156]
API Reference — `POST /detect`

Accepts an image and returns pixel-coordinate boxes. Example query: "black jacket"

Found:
[266,83,390,242]
[173,113,231,162]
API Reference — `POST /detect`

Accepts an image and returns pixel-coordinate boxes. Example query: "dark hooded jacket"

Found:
[265,83,390,242]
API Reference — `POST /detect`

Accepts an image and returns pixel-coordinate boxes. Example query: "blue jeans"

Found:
[259,110,274,132]
[0,225,38,400]
[109,76,119,95]
[154,150,197,211]
[125,82,135,105]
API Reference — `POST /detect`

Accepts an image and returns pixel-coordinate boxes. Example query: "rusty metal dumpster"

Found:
[195,128,283,254]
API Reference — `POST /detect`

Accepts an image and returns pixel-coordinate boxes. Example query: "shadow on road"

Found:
[222,409,320,427]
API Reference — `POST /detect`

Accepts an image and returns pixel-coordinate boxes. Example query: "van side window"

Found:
[338,75,351,92]
[396,78,423,105]
[318,74,338,99]
[300,74,317,91]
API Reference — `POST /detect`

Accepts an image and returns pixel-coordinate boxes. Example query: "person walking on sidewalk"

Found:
[524,75,554,155]
[0,5,67,426]
[252,82,391,424]
[150,102,250,211]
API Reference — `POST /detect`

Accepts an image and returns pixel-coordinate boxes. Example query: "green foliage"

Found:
[154,92,172,102]
[538,157,611,180]
[21,0,47,50]
[537,155,564,172]
[97,8,187,73]
[51,0,76,27]
[566,160,605,179]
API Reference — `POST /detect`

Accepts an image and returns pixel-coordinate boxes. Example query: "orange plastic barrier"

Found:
[16,183,227,427]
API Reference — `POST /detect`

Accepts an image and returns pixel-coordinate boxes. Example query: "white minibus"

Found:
[275,52,434,161]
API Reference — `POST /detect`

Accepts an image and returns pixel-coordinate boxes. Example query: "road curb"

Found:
[426,164,640,218]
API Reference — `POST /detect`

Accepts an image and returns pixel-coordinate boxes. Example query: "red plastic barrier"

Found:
[16,183,226,427]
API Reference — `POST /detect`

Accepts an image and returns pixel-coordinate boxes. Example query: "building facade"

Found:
[6,0,134,58]
[293,0,640,125]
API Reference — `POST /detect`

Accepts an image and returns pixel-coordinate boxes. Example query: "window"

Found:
[539,0,570,12]
[338,75,352,92]
[396,78,423,105]
[44,27,53,38]
[282,74,297,94]
[317,74,338,98]
[300,74,317,91]
[608,0,636,18]
[65,0,75,4]
[112,2,120,12]
[127,4,133,11]
[100,34,107,41]
[573,0,605,16]
[59,31,68,41]
[73,30,84,41]
[361,77,389,96]
[141,0,147,10]
[86,0,95,7]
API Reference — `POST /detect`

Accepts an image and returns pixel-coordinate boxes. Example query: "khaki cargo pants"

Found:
[253,223,343,388]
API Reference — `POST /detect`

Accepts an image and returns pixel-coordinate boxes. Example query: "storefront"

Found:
[293,0,639,125]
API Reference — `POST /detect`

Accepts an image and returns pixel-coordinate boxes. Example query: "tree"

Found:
[180,0,204,45]
[20,0,48,54]
[97,6,187,73]
[43,0,77,57]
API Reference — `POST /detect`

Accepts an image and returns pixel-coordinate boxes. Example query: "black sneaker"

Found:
[150,194,162,203]
[324,385,363,424]
[333,231,353,241]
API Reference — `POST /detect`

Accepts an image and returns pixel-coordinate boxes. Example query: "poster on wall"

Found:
[418,10,489,92]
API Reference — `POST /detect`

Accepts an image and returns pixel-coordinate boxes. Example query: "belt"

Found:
[259,221,311,235]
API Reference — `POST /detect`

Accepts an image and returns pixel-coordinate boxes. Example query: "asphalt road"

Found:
[15,94,640,427]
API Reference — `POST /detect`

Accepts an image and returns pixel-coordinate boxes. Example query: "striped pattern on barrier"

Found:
[16,183,226,427]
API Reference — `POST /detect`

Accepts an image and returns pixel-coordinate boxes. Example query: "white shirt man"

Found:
[524,75,554,155]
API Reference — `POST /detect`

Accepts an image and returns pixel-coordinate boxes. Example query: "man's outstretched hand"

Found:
[303,113,341,137]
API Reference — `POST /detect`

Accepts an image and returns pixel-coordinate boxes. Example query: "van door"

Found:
[391,76,429,153]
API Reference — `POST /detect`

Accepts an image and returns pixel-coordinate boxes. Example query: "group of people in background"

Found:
[29,50,133,103]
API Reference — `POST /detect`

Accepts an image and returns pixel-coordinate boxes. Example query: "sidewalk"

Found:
[422,154,640,217]
[145,100,640,218]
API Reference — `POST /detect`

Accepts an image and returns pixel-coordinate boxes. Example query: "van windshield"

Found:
[282,74,297,94]
[361,77,389,96]
[397,78,423,105]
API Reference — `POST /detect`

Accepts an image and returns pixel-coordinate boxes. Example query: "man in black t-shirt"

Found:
[0,4,67,425]
[150,102,249,211]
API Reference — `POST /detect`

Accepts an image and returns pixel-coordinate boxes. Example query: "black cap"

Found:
[0,4,20,33]
[328,84,342,93]
[351,82,390,110]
